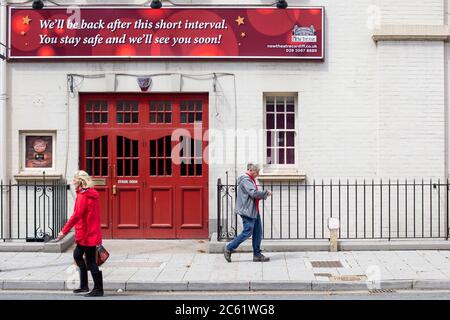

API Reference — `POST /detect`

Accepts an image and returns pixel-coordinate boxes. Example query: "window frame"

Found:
[263,93,299,172]
[20,131,57,173]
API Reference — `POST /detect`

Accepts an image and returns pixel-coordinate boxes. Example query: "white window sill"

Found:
[257,174,306,182]
[14,173,64,182]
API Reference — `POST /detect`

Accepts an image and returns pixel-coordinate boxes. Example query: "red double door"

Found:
[79,93,209,239]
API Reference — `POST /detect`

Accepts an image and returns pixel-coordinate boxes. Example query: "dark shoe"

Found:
[84,288,104,297]
[253,254,270,262]
[74,267,89,293]
[85,271,104,297]
[73,287,89,294]
[224,246,232,263]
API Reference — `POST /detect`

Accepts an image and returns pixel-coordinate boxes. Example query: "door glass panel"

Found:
[188,163,194,176]
[150,140,156,157]
[149,135,172,176]
[149,101,172,124]
[125,159,131,176]
[132,159,139,176]
[179,136,203,176]
[166,159,172,175]
[132,140,139,157]
[85,100,108,124]
[117,159,123,176]
[180,100,203,124]
[102,136,108,157]
[158,159,164,175]
[116,136,139,177]
[86,159,92,175]
[125,138,131,157]
[94,138,100,157]
[85,136,108,177]
[150,159,156,175]
[116,101,139,124]
[102,159,108,176]
[94,159,100,176]
[86,140,92,157]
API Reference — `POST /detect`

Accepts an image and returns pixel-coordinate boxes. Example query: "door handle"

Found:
[112,185,117,195]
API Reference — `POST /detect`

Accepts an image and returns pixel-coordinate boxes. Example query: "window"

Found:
[265,95,296,165]
[86,100,108,124]
[150,101,172,124]
[117,101,139,124]
[180,100,202,124]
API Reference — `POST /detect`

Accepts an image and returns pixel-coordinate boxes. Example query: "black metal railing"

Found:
[0,174,69,241]
[217,173,450,241]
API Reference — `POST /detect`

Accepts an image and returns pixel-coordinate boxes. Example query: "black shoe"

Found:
[224,246,232,263]
[73,287,89,294]
[253,254,270,262]
[85,271,104,297]
[84,288,104,297]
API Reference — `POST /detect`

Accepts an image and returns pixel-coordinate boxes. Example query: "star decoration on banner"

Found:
[22,16,32,25]
[235,16,245,26]
[20,31,26,36]
[240,32,246,38]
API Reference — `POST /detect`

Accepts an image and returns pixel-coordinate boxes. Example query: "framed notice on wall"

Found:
[7,6,324,60]
[21,133,55,171]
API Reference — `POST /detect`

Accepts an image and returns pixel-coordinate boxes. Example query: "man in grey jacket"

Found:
[224,163,272,262]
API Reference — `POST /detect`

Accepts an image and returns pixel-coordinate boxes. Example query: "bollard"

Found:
[328,218,340,252]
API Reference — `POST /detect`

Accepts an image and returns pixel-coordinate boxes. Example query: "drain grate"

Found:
[311,260,343,268]
[369,289,396,294]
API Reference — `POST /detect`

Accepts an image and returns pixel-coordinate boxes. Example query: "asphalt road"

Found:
[1,290,450,300]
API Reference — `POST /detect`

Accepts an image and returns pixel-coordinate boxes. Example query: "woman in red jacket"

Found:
[56,170,103,297]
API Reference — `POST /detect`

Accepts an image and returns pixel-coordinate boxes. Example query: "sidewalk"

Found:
[2,240,450,292]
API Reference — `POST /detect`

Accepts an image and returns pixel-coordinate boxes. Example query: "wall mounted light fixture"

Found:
[276,0,288,9]
[32,0,44,9]
[151,0,162,9]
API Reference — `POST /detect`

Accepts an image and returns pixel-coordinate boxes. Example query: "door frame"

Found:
[79,92,209,239]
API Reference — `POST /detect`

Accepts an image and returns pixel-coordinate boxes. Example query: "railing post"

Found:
[217,178,222,242]
[447,178,449,240]
[52,179,56,238]
[43,171,46,239]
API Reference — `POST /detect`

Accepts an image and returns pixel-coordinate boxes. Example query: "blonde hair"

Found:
[73,170,93,188]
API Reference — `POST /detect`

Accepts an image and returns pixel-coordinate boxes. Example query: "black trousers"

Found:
[73,244,99,273]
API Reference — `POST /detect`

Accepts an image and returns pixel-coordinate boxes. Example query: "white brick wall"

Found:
[3,0,449,237]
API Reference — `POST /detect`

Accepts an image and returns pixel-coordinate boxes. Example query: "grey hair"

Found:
[247,163,261,172]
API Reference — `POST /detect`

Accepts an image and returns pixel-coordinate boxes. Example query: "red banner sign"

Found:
[8,6,324,60]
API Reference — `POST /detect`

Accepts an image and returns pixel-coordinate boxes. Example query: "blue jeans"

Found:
[226,214,262,256]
